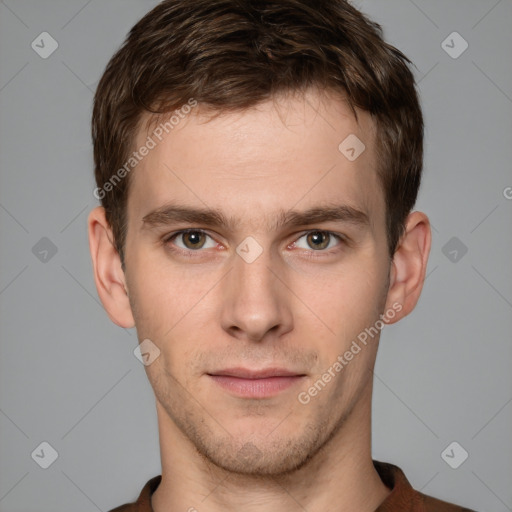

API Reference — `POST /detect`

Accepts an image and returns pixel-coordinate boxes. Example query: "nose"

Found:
[219,245,293,342]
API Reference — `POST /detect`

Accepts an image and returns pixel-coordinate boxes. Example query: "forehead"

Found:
[127,88,383,234]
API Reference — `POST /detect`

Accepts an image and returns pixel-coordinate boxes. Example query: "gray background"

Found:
[0,0,511,510]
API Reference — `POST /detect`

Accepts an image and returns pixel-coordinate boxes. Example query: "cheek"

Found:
[127,270,218,380]
[128,256,216,335]
[292,261,386,341]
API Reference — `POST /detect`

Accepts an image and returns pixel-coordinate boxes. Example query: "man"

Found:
[87,0,476,510]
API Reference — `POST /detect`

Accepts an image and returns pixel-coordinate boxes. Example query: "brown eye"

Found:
[292,230,343,254]
[164,229,218,256]
[306,231,330,250]
[180,231,207,249]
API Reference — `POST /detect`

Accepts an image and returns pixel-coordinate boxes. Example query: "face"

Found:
[123,88,392,476]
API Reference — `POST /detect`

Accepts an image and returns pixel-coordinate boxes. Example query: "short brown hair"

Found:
[92,0,423,268]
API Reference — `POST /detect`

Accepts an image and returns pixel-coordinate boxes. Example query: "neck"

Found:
[152,380,390,512]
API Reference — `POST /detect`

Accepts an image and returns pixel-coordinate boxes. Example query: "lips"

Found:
[207,367,306,398]
[209,367,305,379]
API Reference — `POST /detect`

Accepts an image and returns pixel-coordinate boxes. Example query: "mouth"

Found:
[206,367,307,399]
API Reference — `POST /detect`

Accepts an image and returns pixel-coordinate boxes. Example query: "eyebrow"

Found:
[141,202,370,232]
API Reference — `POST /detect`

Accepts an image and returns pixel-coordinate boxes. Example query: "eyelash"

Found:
[162,229,346,259]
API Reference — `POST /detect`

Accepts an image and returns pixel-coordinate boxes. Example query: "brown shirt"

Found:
[109,460,476,512]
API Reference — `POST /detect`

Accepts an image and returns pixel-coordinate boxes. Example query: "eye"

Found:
[293,230,343,251]
[165,229,217,251]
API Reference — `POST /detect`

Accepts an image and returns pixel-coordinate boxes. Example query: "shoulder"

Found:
[373,460,477,512]
[107,475,162,512]
[419,491,477,512]
[418,493,475,512]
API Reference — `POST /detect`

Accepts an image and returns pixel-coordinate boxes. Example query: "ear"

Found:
[383,211,431,324]
[87,206,135,328]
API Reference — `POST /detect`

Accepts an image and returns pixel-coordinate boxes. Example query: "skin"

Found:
[88,87,431,511]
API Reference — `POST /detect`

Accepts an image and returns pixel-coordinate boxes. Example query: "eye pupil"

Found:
[183,231,205,249]
[307,231,329,250]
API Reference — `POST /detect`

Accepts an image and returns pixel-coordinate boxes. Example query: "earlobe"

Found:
[384,211,431,324]
[87,206,135,329]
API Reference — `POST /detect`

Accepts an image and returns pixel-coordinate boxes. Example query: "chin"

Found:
[154,373,351,478]
[190,421,332,477]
